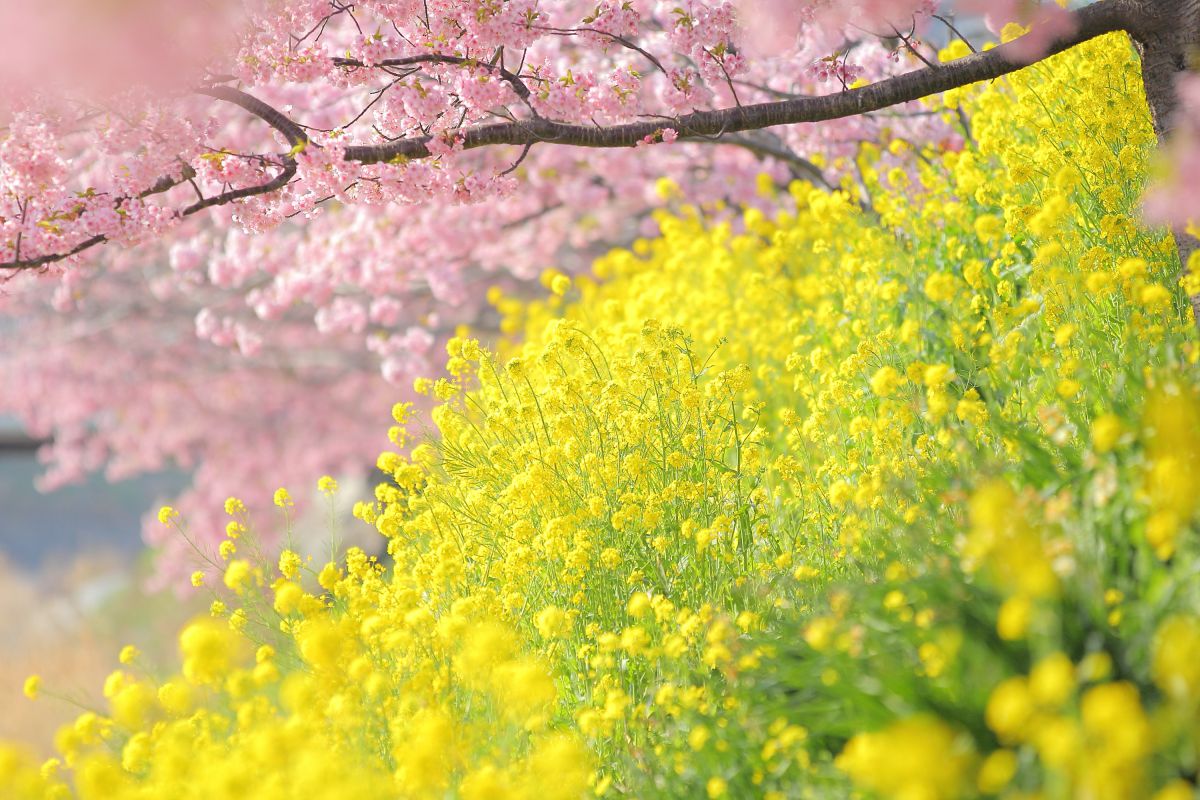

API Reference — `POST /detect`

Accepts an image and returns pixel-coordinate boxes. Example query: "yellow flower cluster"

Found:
[6,32,1200,800]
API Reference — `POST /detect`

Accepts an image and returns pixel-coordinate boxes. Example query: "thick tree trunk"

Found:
[1130,0,1200,319]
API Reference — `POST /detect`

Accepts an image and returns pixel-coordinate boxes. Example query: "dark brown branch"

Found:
[333,53,533,101]
[181,160,297,216]
[932,14,978,54]
[498,142,534,176]
[196,86,309,147]
[713,133,833,190]
[139,165,197,199]
[1,88,308,271]
[5,234,108,271]
[0,0,1141,272]
[343,0,1134,163]
[2,170,198,271]
[309,80,399,133]
[501,202,563,231]
[180,88,307,216]
[535,25,669,75]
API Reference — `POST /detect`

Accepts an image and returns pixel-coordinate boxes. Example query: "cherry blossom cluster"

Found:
[0,265,408,588]
[1,0,962,272]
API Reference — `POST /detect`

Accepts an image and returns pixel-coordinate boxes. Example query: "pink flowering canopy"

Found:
[0,0,1195,576]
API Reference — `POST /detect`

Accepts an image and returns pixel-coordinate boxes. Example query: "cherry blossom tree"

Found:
[2,0,1197,575]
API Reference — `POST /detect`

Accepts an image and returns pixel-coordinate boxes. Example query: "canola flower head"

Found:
[278,549,303,580]
[550,274,572,296]
[836,715,974,800]
[1152,615,1200,702]
[179,617,242,684]
[1091,412,1124,453]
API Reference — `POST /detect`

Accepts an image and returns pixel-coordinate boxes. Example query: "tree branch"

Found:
[712,132,834,190]
[1,88,307,271]
[333,53,533,101]
[196,86,309,148]
[343,0,1135,163]
[0,0,1140,272]
[535,25,669,75]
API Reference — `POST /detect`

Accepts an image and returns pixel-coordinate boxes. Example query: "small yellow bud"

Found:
[550,274,572,296]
